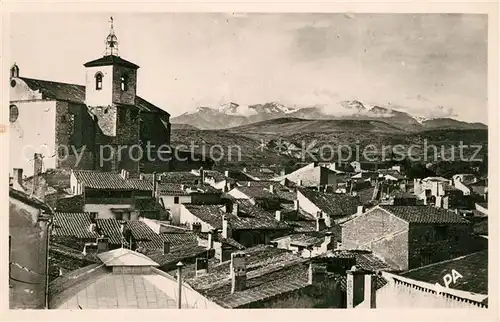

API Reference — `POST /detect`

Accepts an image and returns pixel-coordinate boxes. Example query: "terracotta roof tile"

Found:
[126,179,153,191]
[380,205,470,224]
[298,188,361,217]
[53,212,100,239]
[144,244,210,267]
[126,220,198,249]
[95,218,127,246]
[401,250,487,295]
[72,170,132,190]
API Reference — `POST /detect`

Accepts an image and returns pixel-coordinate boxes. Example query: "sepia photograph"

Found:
[5,8,495,313]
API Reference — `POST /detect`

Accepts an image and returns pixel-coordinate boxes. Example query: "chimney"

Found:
[176,262,184,309]
[199,167,205,184]
[243,168,247,173]
[294,200,299,211]
[13,168,23,186]
[96,237,109,253]
[89,212,97,223]
[223,181,231,192]
[195,257,208,276]
[316,217,326,232]
[207,230,215,250]
[163,241,171,255]
[120,221,125,233]
[192,222,202,234]
[232,203,239,216]
[308,261,327,285]
[230,252,247,293]
[269,184,275,194]
[180,184,185,191]
[247,181,251,187]
[346,265,376,308]
[34,153,43,176]
[280,169,286,176]
[275,210,282,221]
[224,170,229,177]
[297,179,302,186]
[222,215,231,238]
[357,206,364,216]
[152,172,158,199]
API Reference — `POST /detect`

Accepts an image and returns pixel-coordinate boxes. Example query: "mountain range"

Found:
[171,100,487,132]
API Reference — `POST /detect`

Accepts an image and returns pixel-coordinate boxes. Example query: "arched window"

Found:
[120,74,128,91]
[95,72,103,90]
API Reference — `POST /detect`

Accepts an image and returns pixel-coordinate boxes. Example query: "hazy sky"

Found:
[10,13,488,123]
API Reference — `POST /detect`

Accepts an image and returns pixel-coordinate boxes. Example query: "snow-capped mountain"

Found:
[171,100,487,131]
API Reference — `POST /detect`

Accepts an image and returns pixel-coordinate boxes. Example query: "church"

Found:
[9,19,172,177]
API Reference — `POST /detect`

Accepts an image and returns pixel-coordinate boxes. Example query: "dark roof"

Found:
[233,186,281,200]
[401,250,488,295]
[126,220,198,249]
[20,77,86,103]
[144,244,209,267]
[470,179,487,187]
[298,188,361,217]
[185,245,305,291]
[197,232,245,249]
[184,246,311,308]
[182,205,233,230]
[379,205,470,224]
[127,179,153,191]
[184,203,290,231]
[18,77,168,116]
[83,54,139,69]
[134,198,164,211]
[284,220,317,233]
[72,170,132,190]
[473,220,488,236]
[95,219,127,246]
[159,172,200,184]
[320,249,398,272]
[53,212,100,239]
[9,187,53,212]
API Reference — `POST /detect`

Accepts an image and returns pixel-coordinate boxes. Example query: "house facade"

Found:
[341,205,475,270]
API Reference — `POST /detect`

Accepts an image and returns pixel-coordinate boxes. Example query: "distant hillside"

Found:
[421,118,488,130]
[171,123,199,130]
[227,118,406,135]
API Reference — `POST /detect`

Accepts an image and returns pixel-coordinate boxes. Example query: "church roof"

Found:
[83,55,139,69]
[18,77,169,116]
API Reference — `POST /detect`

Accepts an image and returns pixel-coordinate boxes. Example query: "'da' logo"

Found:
[435,269,463,290]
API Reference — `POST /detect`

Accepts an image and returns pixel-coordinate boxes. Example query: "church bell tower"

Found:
[83,17,140,137]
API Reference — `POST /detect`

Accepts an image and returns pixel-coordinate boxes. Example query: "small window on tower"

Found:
[120,74,128,91]
[95,72,103,90]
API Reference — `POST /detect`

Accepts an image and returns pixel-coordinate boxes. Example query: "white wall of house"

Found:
[297,190,321,218]
[160,195,192,224]
[69,172,83,195]
[227,188,251,200]
[178,205,214,232]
